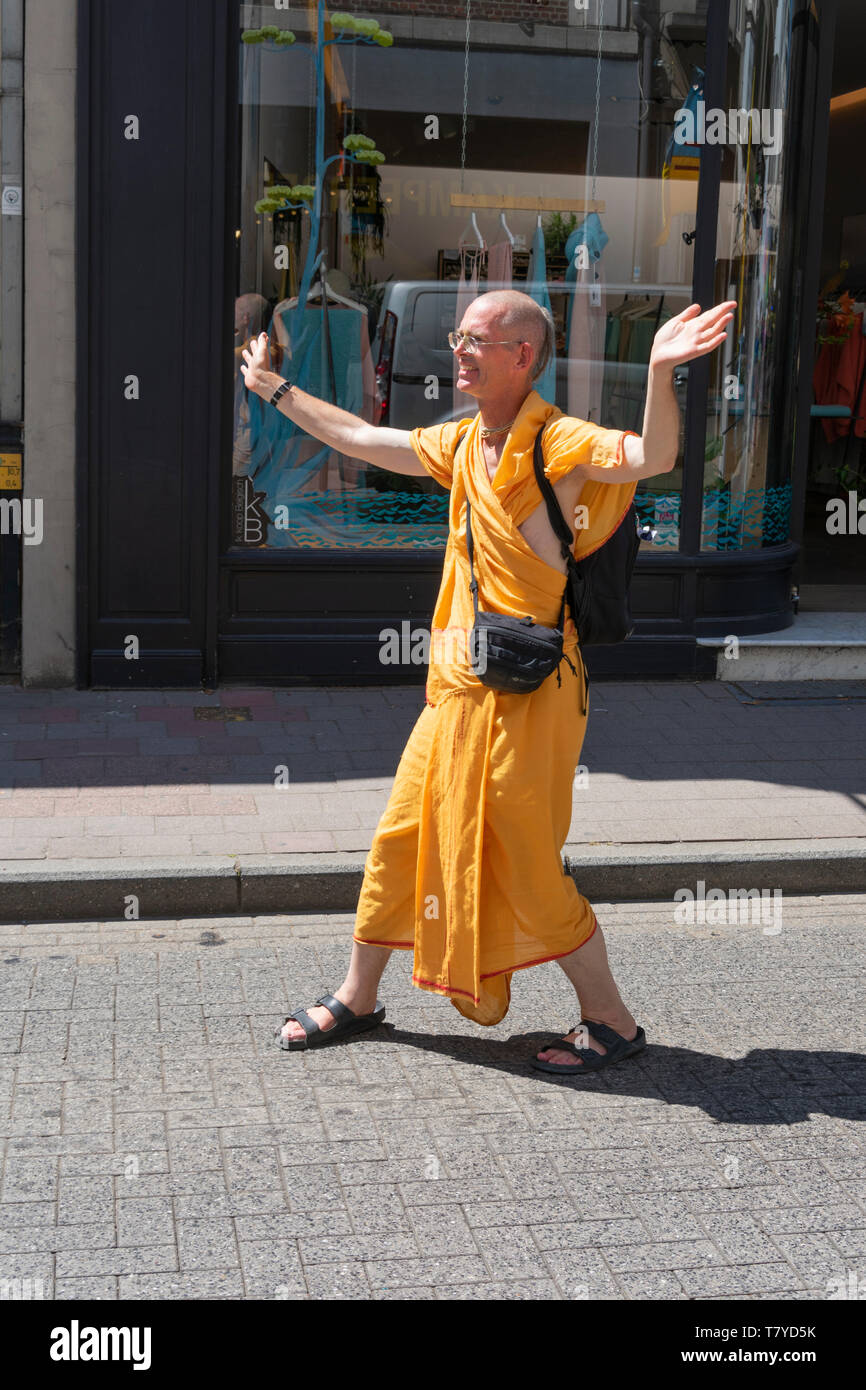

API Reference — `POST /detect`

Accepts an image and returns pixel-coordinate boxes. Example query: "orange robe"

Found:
[353,389,638,1025]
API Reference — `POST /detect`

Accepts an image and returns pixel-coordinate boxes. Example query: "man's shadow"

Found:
[356,1025,866,1125]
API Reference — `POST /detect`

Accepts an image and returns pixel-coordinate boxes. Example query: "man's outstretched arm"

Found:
[581,300,737,484]
[239,331,426,476]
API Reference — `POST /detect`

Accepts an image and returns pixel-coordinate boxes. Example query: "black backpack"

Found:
[455,423,641,646]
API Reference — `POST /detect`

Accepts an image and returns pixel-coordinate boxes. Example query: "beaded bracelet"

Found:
[269,380,292,407]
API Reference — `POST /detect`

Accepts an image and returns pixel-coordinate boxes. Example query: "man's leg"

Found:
[280,940,393,1043]
[535,920,638,1067]
[280,705,435,1044]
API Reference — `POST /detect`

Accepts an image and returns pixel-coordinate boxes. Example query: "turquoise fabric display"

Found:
[244,303,366,543]
[564,213,609,340]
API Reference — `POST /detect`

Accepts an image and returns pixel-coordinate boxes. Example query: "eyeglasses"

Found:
[447,330,523,354]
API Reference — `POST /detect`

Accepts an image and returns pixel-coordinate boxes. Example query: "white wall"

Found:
[21,0,76,686]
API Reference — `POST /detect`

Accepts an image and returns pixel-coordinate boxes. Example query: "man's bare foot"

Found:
[279,986,379,1044]
[536,1015,638,1068]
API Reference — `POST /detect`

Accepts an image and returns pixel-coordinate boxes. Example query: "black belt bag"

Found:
[465,496,580,697]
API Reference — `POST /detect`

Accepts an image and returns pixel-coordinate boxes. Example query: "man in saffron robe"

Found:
[242,291,736,1071]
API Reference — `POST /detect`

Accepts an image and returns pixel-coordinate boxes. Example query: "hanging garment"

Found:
[607,298,672,434]
[453,245,484,416]
[239,296,377,546]
[353,388,638,1025]
[564,216,609,423]
[486,238,513,288]
[656,71,703,247]
[525,223,558,405]
[812,313,866,442]
[271,292,376,420]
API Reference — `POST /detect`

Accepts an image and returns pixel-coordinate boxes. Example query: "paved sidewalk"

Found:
[0,896,864,1300]
[1,679,865,919]
[0,678,864,849]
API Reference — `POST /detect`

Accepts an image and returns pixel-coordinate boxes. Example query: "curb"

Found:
[1,839,864,924]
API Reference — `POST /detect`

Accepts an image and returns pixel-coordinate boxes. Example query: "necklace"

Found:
[479,415,518,439]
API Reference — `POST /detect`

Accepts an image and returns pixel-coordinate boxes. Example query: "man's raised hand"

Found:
[240,330,277,398]
[649,300,737,372]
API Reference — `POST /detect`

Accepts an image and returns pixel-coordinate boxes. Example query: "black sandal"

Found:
[276,993,386,1052]
[530,1019,646,1075]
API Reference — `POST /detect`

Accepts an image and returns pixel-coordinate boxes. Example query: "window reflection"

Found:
[702,0,796,551]
[232,3,712,552]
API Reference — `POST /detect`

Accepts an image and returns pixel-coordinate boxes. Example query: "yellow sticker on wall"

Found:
[0,453,22,490]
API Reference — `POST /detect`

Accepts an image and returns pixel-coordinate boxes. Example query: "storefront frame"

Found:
[75,0,836,687]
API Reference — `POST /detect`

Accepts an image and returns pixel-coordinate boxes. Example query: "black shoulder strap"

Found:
[531,426,577,568]
[454,427,480,617]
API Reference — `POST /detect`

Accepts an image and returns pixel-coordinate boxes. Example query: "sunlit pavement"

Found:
[0,895,863,1300]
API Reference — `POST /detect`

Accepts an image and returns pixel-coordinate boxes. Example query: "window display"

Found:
[231,2,718,553]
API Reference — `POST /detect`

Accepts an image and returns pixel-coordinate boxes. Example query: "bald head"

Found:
[471,290,555,383]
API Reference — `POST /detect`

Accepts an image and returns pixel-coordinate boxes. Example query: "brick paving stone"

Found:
[399,1177,514,1206]
[0,1220,115,1253]
[0,1200,55,1229]
[696,1211,788,1263]
[118,1271,245,1300]
[281,1166,346,1212]
[238,1240,305,1299]
[57,1176,113,1224]
[303,1261,370,1299]
[0,1256,54,1299]
[116,1198,175,1247]
[55,1246,178,1278]
[175,1219,240,1270]
[404,1204,479,1257]
[297,1231,423,1266]
[675,1263,805,1297]
[462,1197,582,1228]
[223,1146,284,1192]
[539,1246,621,1298]
[616,1270,688,1299]
[469,1225,553,1281]
[54,1276,120,1300]
[756,1203,866,1234]
[1,1156,58,1203]
[604,1240,727,1273]
[234,1212,354,1243]
[827,1228,866,1260]
[529,1217,649,1250]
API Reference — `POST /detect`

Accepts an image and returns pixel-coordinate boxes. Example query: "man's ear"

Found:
[516,341,534,375]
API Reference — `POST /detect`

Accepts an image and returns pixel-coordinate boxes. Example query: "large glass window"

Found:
[231,2,711,552]
[701,0,798,551]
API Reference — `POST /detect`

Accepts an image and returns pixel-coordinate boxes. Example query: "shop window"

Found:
[701,0,797,551]
[231,2,711,553]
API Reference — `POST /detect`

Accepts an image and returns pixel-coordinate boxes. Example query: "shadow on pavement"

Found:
[347,1024,866,1125]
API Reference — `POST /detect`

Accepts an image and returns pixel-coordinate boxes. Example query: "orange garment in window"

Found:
[813,313,866,442]
[353,389,638,1025]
